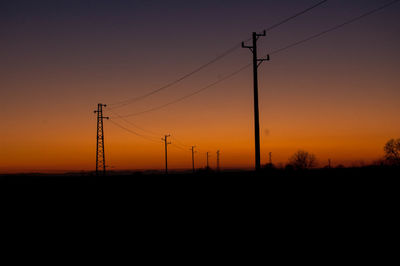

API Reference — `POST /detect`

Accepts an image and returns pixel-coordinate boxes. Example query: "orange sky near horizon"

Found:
[1,0,399,173]
[1,59,398,173]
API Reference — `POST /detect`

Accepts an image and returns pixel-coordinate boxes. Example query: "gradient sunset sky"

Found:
[1,0,399,173]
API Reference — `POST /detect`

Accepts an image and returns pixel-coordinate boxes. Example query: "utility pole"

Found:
[242,30,269,171]
[94,103,109,175]
[190,146,196,173]
[269,152,272,165]
[216,150,220,172]
[206,152,210,169]
[162,134,171,174]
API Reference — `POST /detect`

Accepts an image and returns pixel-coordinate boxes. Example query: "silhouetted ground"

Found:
[1,165,398,184]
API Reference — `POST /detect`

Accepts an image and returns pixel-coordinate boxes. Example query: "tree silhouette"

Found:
[384,138,400,166]
[288,150,317,170]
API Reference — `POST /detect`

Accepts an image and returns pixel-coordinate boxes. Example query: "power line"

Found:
[113,0,399,118]
[110,113,193,148]
[109,110,194,149]
[267,0,400,56]
[171,136,191,148]
[107,0,329,109]
[172,142,189,150]
[110,107,195,146]
[169,137,189,149]
[171,144,188,152]
[114,63,251,118]
[108,119,160,143]
[110,117,193,152]
[109,110,160,136]
[108,44,240,110]
[264,0,328,32]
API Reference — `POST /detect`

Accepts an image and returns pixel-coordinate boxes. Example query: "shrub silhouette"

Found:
[384,138,400,166]
[288,150,317,170]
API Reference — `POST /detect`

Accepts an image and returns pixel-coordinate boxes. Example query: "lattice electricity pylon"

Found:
[94,103,109,175]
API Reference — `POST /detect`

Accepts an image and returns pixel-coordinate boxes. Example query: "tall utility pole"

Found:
[242,30,269,171]
[162,134,171,174]
[269,152,272,165]
[206,152,210,169]
[190,146,196,173]
[94,103,109,175]
[216,150,220,171]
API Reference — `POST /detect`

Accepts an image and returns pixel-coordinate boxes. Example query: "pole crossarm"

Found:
[257,54,270,67]
[241,42,253,52]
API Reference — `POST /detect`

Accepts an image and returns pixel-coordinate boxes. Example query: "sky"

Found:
[1,0,399,173]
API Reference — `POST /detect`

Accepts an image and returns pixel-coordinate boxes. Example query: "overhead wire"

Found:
[112,0,399,118]
[109,109,195,148]
[109,116,194,152]
[108,108,194,149]
[264,0,328,32]
[172,137,191,148]
[267,0,400,56]
[107,0,329,110]
[108,119,161,143]
[171,144,189,152]
[106,0,399,150]
[107,44,241,110]
[112,64,251,118]
[108,110,160,136]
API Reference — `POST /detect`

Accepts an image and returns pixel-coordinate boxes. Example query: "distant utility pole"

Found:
[328,159,331,169]
[242,30,269,171]
[269,152,272,165]
[94,103,109,175]
[190,146,196,173]
[162,134,171,174]
[216,150,220,171]
[206,152,210,169]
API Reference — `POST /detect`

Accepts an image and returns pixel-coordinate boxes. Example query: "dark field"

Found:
[1,166,398,184]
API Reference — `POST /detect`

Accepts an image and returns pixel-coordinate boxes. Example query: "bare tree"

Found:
[288,150,317,170]
[384,138,400,166]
